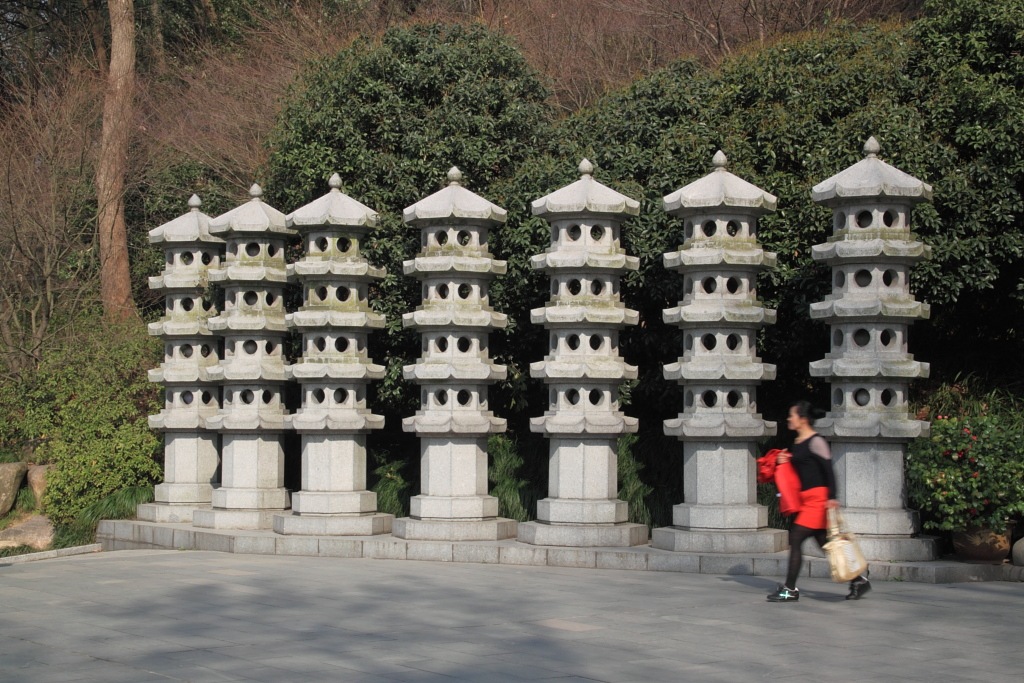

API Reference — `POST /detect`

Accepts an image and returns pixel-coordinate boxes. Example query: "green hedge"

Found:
[2,321,164,526]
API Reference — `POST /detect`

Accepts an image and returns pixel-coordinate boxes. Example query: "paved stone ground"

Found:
[1,550,1020,683]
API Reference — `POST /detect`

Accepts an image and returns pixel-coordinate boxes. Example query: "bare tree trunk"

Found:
[95,0,138,321]
[150,0,167,72]
[82,0,109,78]
[195,0,221,36]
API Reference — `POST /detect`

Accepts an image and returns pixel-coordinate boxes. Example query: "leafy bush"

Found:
[488,434,532,522]
[371,449,412,518]
[906,412,1024,533]
[617,434,654,528]
[21,321,164,526]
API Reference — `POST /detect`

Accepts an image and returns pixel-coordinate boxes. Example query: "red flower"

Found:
[972,472,980,478]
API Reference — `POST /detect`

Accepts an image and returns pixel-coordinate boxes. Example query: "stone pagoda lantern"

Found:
[140,195,224,524]
[394,167,516,541]
[518,159,647,547]
[193,185,295,530]
[652,151,787,554]
[809,137,936,561]
[274,174,392,536]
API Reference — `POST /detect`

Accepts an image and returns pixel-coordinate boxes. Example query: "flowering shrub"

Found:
[906,414,1024,532]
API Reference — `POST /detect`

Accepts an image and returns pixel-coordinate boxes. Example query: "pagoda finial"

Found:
[578,158,594,177]
[447,166,463,186]
[712,150,728,170]
[328,173,342,190]
[249,183,263,199]
[864,136,880,158]
[188,194,202,210]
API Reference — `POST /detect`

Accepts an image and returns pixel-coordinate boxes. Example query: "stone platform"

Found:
[96,518,1024,584]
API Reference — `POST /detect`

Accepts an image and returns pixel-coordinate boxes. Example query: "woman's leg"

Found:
[785,524,823,589]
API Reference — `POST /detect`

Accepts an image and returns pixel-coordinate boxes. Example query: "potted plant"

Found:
[906,407,1024,562]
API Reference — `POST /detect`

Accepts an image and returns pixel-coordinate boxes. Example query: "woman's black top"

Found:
[790,433,836,498]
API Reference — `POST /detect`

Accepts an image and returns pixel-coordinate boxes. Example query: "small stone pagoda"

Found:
[652,151,786,554]
[394,167,516,541]
[809,137,937,561]
[518,159,647,547]
[140,195,224,524]
[274,174,392,536]
[194,185,295,530]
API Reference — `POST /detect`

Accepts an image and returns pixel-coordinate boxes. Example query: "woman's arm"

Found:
[810,435,838,504]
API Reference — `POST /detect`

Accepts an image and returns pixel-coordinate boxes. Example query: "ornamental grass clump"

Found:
[906,412,1024,533]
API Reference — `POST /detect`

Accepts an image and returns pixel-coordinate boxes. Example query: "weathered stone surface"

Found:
[0,462,29,516]
[26,465,49,508]
[0,514,53,550]
[1012,537,1024,567]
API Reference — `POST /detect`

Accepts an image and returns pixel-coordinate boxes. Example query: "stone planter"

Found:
[952,527,1011,563]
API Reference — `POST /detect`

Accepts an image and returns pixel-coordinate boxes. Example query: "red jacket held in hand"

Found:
[757,449,801,516]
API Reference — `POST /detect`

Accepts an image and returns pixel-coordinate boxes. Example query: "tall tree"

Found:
[95,0,137,320]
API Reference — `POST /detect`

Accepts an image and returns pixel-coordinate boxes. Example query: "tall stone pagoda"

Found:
[274,174,392,536]
[394,167,516,541]
[194,185,295,530]
[140,195,224,524]
[809,137,937,560]
[652,151,787,553]
[518,159,647,547]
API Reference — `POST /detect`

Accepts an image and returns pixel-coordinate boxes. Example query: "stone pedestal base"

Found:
[856,535,939,562]
[211,487,289,510]
[671,503,768,530]
[392,517,517,541]
[192,508,280,530]
[651,526,787,553]
[292,490,377,516]
[517,521,648,547]
[156,432,219,504]
[153,482,216,506]
[841,506,920,536]
[537,498,626,525]
[273,512,393,536]
[136,503,210,524]
[410,494,499,520]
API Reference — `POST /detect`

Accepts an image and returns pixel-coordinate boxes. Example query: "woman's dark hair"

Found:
[790,400,826,425]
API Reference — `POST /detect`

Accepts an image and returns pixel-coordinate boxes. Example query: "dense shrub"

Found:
[907,414,1024,533]
[488,434,533,522]
[12,321,164,526]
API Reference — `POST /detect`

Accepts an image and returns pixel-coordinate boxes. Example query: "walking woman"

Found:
[767,400,871,602]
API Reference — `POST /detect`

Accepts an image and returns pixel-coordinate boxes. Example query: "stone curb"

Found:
[0,543,103,565]
[96,520,1024,584]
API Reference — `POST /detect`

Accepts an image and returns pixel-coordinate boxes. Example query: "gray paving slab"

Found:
[0,549,1021,683]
